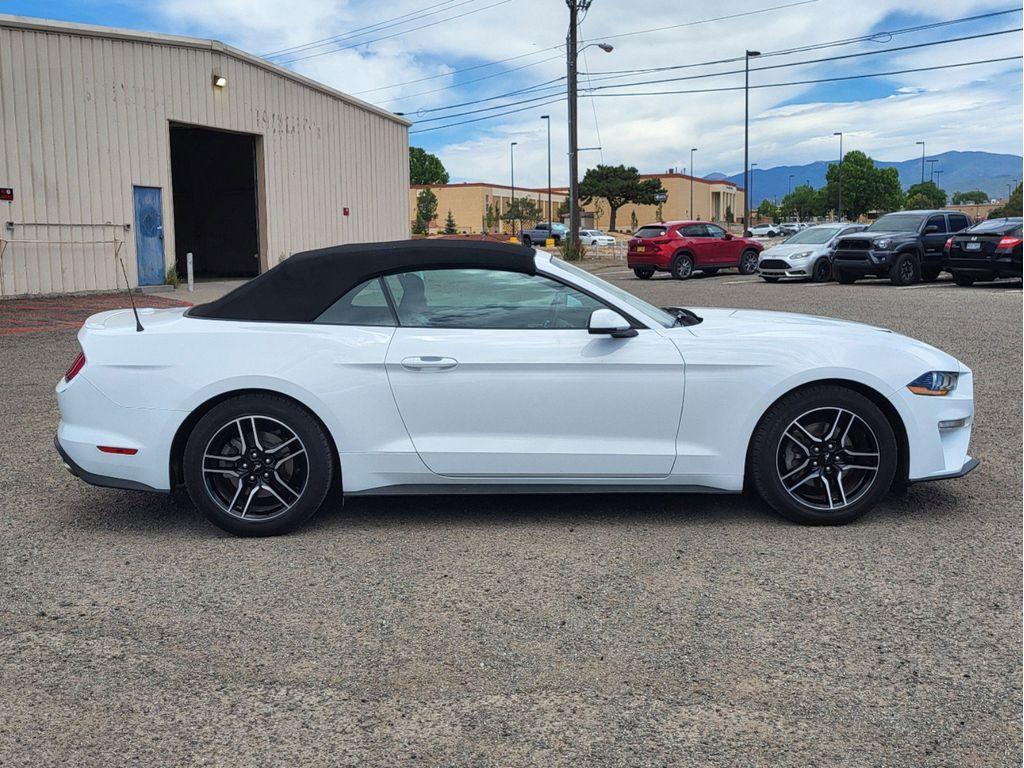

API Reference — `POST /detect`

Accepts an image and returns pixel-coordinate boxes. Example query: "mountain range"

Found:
[706,151,1022,206]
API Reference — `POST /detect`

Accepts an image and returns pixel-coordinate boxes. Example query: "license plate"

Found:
[965,242,981,251]
[636,245,646,252]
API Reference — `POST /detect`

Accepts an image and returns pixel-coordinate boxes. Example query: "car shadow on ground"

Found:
[59,482,969,538]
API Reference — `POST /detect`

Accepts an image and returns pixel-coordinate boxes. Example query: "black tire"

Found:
[521,235,532,247]
[633,267,654,280]
[920,266,941,282]
[834,267,857,284]
[810,258,832,283]
[183,393,335,537]
[738,250,760,275]
[889,252,919,286]
[953,271,975,287]
[749,385,898,525]
[671,253,694,280]
[702,268,719,276]
[761,275,780,283]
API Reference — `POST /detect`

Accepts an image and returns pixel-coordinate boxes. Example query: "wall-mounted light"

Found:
[212,73,227,88]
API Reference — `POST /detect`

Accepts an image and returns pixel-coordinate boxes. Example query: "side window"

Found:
[680,224,707,237]
[949,214,970,232]
[926,215,948,233]
[704,224,727,238]
[315,278,395,326]
[382,269,605,330]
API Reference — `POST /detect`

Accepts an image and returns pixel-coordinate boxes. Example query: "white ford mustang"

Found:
[56,240,977,536]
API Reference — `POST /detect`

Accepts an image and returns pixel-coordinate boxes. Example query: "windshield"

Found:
[550,257,678,328]
[783,226,842,244]
[867,214,925,232]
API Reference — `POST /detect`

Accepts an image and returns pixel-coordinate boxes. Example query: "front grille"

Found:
[841,239,874,250]
[758,259,790,270]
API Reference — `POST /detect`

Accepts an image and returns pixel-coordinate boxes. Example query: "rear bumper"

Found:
[55,435,165,493]
[948,256,1022,277]
[627,251,670,269]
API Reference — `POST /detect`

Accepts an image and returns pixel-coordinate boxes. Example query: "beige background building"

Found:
[410,182,568,235]
[591,173,745,232]
[0,14,409,297]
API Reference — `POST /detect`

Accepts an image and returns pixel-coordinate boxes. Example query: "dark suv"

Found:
[832,210,972,286]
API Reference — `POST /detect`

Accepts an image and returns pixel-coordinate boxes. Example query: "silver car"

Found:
[758,223,867,282]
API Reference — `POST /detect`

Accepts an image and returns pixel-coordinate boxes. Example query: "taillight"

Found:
[997,236,1022,251]
[64,350,86,382]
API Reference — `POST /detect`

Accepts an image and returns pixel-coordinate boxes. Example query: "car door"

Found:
[383,268,685,478]
[921,214,949,262]
[703,223,737,265]
[679,224,712,267]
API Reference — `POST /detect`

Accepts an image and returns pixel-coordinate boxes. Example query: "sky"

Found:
[5,0,1022,188]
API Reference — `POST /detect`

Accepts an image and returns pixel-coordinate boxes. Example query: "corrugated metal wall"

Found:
[0,18,410,296]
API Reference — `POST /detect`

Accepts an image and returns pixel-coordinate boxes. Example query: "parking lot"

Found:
[1,272,1021,766]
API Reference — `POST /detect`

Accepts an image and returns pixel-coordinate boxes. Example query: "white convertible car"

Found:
[56,240,977,536]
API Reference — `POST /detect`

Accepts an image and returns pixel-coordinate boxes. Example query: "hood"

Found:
[678,308,961,372]
[761,242,827,257]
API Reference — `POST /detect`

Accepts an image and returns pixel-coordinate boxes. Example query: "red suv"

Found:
[627,221,763,280]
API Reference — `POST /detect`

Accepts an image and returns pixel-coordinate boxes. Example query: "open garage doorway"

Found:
[170,125,261,279]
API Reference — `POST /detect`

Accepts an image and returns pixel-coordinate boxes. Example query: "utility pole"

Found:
[916,140,926,185]
[689,147,697,219]
[541,115,552,233]
[743,50,761,234]
[834,131,843,221]
[510,140,517,238]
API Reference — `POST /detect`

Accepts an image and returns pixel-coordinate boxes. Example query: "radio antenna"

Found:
[117,255,144,332]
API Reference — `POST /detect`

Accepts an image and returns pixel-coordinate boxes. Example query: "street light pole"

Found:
[541,115,551,232]
[916,140,925,185]
[788,174,794,195]
[689,147,697,219]
[927,158,938,182]
[833,131,843,221]
[743,50,761,233]
[750,162,758,221]
[934,169,944,188]
[510,140,517,238]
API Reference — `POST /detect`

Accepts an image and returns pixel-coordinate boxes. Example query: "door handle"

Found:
[401,356,458,371]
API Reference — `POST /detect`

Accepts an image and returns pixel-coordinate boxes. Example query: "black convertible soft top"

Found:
[188,239,538,322]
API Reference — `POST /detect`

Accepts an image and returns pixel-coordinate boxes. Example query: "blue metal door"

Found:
[133,186,164,286]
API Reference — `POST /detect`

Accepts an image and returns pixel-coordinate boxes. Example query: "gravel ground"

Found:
[1,272,1021,767]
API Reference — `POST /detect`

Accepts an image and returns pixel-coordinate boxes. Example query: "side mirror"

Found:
[925,224,939,233]
[723,232,733,240]
[588,308,637,338]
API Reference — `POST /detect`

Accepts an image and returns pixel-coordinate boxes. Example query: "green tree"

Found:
[409,147,449,185]
[484,202,496,232]
[951,190,989,205]
[443,209,457,234]
[904,181,946,208]
[779,184,817,220]
[503,197,542,229]
[757,199,780,222]
[724,206,734,224]
[904,192,933,210]
[413,188,438,234]
[555,198,571,221]
[656,202,664,221]
[821,150,903,220]
[578,164,666,231]
[989,183,1023,217]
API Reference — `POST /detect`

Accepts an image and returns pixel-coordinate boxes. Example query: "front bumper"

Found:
[758,257,814,277]
[891,371,977,483]
[833,249,896,274]
[908,457,979,484]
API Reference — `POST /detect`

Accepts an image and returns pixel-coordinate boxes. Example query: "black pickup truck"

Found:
[832,210,972,286]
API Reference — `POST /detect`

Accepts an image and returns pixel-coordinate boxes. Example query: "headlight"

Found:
[907,371,959,396]
[874,238,892,250]
[789,251,813,260]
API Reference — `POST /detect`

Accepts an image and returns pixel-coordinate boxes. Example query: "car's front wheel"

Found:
[834,267,857,284]
[738,250,760,275]
[890,252,919,286]
[749,385,897,525]
[810,258,832,282]
[183,393,335,536]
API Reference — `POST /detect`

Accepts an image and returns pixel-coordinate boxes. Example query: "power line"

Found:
[589,0,819,42]
[583,56,1022,98]
[581,27,1022,93]
[277,0,513,65]
[410,89,567,124]
[380,55,564,106]
[401,76,565,116]
[262,0,464,58]
[409,95,567,134]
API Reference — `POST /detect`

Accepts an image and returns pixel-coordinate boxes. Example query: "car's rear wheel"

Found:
[810,258,832,282]
[738,250,760,275]
[183,393,334,537]
[671,253,694,280]
[953,271,976,286]
[890,252,919,286]
[521,235,532,246]
[633,267,654,280]
[749,385,897,525]
[920,266,941,282]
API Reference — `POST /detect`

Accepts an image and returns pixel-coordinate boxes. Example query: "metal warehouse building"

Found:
[0,15,410,297]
